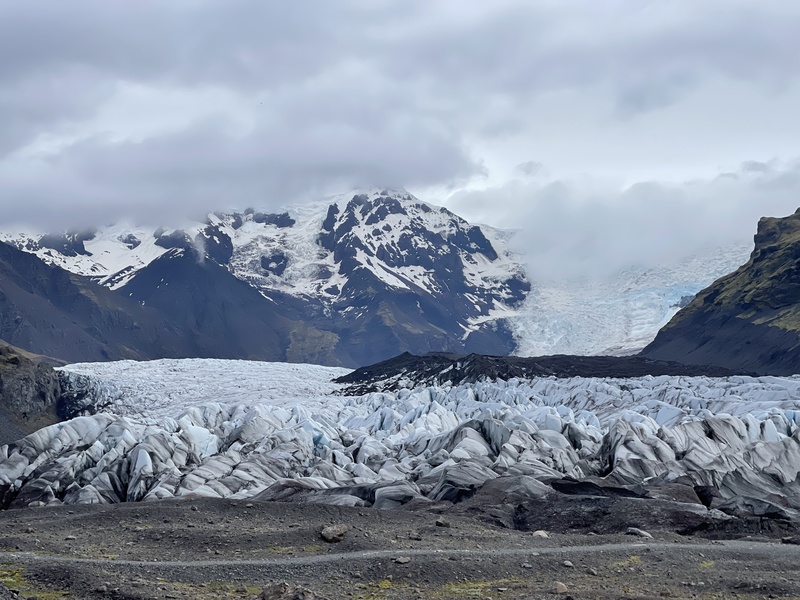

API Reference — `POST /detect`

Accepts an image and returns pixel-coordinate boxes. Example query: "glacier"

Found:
[2,359,800,522]
[511,242,754,356]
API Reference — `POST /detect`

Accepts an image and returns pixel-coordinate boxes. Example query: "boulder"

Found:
[320,524,349,543]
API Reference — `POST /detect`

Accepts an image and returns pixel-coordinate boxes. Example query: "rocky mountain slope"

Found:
[643,209,800,375]
[1,189,529,366]
[0,343,61,444]
[2,186,764,364]
[0,241,209,363]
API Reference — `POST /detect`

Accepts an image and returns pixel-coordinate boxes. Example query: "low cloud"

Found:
[514,161,546,178]
[447,160,800,281]
[0,1,799,231]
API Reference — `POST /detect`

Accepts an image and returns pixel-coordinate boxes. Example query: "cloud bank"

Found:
[0,0,798,257]
[448,160,800,280]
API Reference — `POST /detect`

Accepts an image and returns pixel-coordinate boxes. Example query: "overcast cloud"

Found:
[1,0,800,272]
[449,159,800,279]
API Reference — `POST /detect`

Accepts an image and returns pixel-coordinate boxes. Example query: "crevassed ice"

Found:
[2,360,800,509]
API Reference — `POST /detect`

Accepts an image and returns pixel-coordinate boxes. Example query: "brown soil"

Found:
[0,498,799,599]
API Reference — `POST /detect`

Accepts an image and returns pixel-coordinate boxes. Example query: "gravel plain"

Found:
[1,498,800,599]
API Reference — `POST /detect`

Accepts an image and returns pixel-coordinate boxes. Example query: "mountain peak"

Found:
[0,191,529,366]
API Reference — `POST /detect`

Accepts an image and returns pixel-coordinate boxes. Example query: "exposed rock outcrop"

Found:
[0,343,61,444]
[643,209,800,375]
[336,351,746,394]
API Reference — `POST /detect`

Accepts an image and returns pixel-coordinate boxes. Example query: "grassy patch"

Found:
[0,564,66,599]
[201,581,261,594]
[613,555,642,568]
[347,578,411,599]
[700,560,715,569]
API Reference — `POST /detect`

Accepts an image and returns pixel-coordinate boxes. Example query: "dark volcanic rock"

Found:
[0,584,17,600]
[336,351,747,393]
[0,242,205,363]
[38,230,96,257]
[511,494,722,536]
[261,253,289,276]
[118,233,141,249]
[0,343,61,444]
[253,211,296,228]
[0,344,60,418]
[643,209,800,375]
[154,229,194,251]
[195,224,233,265]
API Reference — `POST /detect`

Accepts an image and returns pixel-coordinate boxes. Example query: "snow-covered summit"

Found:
[0,189,756,360]
[0,188,527,311]
[0,189,528,365]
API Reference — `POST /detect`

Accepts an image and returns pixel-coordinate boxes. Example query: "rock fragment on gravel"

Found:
[563,560,574,568]
[554,581,569,594]
[532,530,549,538]
[626,527,653,539]
[394,556,411,564]
[320,524,349,543]
[782,536,800,545]
[435,517,451,528]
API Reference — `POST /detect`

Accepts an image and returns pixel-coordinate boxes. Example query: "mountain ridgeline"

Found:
[643,208,800,375]
[0,190,529,367]
[4,191,800,375]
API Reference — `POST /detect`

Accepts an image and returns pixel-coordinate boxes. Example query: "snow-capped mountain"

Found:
[0,189,529,366]
[0,187,759,362]
[511,242,753,357]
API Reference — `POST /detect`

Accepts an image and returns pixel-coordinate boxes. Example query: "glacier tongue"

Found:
[57,358,350,418]
[512,242,754,356]
[3,359,800,521]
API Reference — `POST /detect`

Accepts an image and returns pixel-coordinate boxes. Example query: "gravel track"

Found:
[6,539,800,569]
[2,499,800,599]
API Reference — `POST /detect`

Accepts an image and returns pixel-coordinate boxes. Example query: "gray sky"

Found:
[1,0,800,276]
